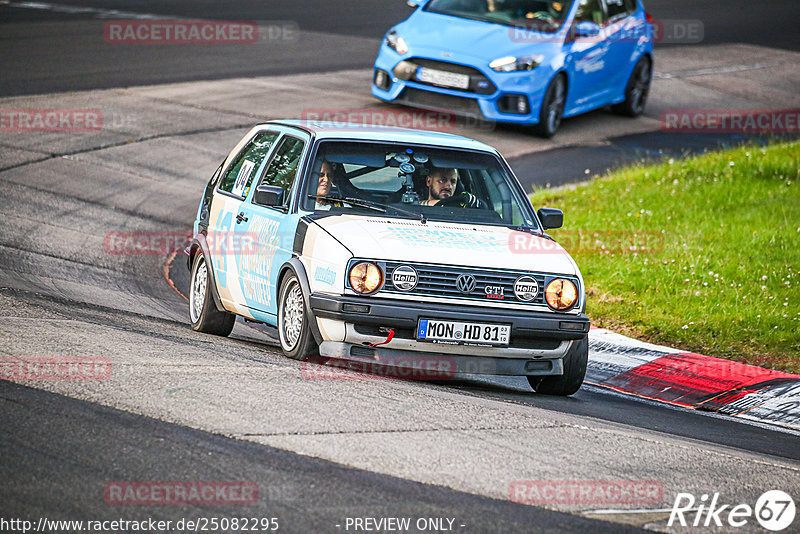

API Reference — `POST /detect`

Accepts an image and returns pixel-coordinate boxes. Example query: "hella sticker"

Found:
[514,276,539,302]
[392,265,418,291]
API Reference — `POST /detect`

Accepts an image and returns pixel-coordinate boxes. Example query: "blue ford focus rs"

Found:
[372,0,653,137]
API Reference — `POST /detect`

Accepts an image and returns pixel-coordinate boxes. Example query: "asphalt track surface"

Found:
[2,1,800,533]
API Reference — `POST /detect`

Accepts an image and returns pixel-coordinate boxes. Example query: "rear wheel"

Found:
[189,252,235,336]
[278,273,318,360]
[528,335,588,396]
[532,74,566,138]
[613,56,652,117]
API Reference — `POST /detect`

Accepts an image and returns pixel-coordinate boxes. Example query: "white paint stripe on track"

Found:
[5,1,171,20]
[654,62,780,79]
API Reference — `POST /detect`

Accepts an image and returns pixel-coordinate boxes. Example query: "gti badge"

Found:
[391,265,418,291]
[485,285,505,300]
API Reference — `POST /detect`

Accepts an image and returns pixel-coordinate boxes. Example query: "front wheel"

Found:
[532,74,566,138]
[189,252,235,336]
[527,335,588,396]
[277,273,318,360]
[613,56,652,117]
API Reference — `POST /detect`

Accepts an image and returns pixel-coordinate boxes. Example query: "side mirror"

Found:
[254,184,285,207]
[575,21,601,38]
[537,208,564,230]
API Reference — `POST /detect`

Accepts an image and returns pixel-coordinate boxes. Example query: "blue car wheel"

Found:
[533,74,567,138]
[614,56,652,118]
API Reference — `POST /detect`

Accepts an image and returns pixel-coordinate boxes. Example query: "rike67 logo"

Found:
[669,490,795,531]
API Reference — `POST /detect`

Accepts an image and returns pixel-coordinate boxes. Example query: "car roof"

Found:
[266,119,497,153]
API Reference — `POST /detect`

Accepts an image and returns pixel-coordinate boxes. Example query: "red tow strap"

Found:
[367,328,395,348]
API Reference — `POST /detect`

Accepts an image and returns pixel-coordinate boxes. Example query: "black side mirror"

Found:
[537,208,564,230]
[254,184,285,207]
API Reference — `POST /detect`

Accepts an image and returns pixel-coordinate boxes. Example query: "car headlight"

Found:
[385,30,409,55]
[489,55,544,72]
[545,278,578,310]
[349,262,384,294]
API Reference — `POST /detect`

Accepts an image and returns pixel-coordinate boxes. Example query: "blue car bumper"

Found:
[371,46,553,125]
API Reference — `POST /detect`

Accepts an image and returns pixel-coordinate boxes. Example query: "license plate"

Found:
[416,67,470,90]
[417,319,510,347]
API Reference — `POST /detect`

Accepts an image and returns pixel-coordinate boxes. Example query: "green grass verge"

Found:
[531,141,800,371]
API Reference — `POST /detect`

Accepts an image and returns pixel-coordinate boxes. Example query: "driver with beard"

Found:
[420,167,481,208]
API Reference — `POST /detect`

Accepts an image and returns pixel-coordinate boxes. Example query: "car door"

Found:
[565,0,611,111]
[234,131,310,319]
[207,128,280,315]
[601,0,639,92]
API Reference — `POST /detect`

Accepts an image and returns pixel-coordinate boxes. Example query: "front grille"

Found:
[397,88,483,118]
[406,58,496,95]
[382,261,554,307]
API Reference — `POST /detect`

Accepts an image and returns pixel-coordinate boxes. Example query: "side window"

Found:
[605,0,634,20]
[258,136,306,208]
[574,0,605,24]
[218,131,279,197]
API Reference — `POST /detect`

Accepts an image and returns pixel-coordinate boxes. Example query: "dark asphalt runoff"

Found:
[1,0,798,96]
[1,379,646,534]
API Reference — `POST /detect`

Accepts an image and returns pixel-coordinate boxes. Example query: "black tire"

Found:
[189,252,235,336]
[613,56,652,117]
[532,74,567,138]
[277,273,318,360]
[528,335,588,396]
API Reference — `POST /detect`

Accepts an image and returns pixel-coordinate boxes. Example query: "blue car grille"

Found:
[381,261,557,307]
[404,58,497,95]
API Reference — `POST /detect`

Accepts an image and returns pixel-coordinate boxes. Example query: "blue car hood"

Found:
[399,11,559,63]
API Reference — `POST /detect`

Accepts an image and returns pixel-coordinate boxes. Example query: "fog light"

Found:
[498,94,530,115]
[374,69,391,90]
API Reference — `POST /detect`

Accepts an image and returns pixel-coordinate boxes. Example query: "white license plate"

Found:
[417,319,510,347]
[416,67,470,90]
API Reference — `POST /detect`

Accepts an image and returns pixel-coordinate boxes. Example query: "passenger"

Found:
[315,161,342,210]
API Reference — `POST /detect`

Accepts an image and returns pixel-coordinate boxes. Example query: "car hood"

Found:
[312,215,577,275]
[399,11,559,63]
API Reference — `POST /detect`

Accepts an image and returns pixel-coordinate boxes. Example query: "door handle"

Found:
[236,211,248,224]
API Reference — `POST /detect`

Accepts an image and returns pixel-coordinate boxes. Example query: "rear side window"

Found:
[218,131,279,197]
[258,136,306,208]
[605,0,635,20]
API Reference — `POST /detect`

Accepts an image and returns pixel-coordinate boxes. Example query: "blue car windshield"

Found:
[303,141,538,229]
[424,0,574,31]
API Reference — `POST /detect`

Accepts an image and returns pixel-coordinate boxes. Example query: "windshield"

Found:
[302,141,538,229]
[424,0,574,31]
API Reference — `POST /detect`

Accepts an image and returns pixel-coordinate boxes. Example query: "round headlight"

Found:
[545,279,578,310]
[349,262,383,294]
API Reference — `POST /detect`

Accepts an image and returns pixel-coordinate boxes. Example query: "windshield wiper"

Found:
[308,195,427,224]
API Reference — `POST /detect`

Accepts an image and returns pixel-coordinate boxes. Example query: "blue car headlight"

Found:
[385,30,409,55]
[489,55,545,72]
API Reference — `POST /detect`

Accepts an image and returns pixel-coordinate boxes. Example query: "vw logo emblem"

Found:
[455,274,476,294]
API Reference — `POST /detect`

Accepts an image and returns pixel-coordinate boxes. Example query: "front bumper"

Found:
[309,293,589,376]
[371,48,553,125]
